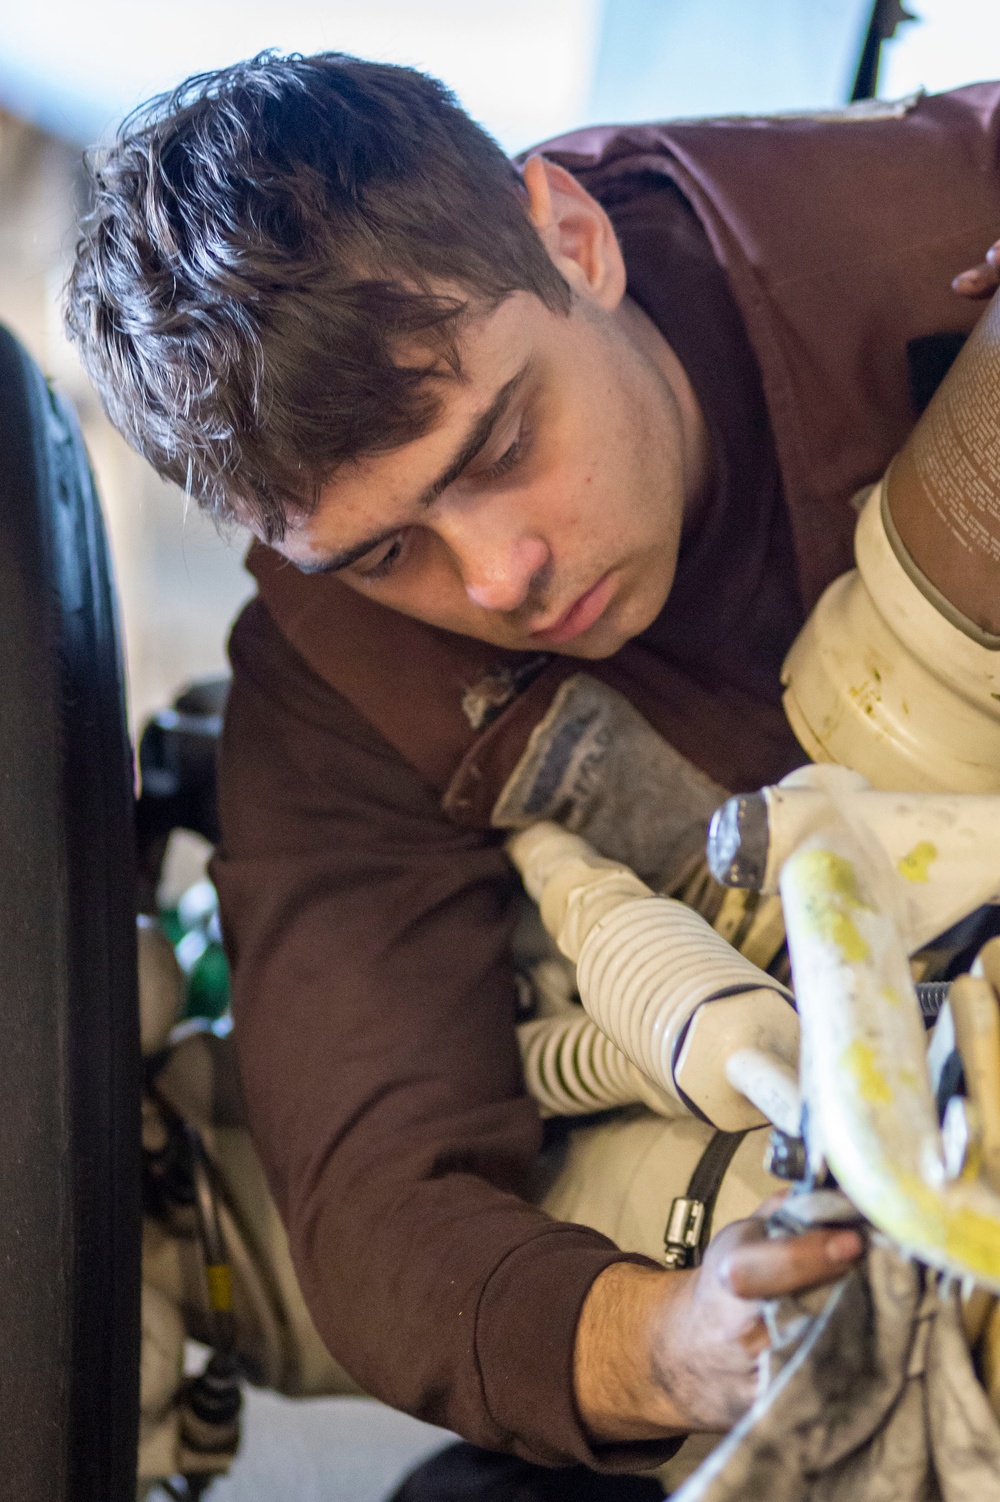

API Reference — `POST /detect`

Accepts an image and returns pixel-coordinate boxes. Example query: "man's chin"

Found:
[542,629,624,660]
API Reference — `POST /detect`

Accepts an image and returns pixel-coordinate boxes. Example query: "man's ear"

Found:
[522,155,627,311]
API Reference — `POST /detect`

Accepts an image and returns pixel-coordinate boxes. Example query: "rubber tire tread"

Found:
[0,326,140,1501]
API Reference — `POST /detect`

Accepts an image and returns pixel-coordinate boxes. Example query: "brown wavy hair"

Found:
[66,52,570,541]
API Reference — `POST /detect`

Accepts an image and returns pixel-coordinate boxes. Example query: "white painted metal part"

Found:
[757,763,1000,952]
[781,482,1000,792]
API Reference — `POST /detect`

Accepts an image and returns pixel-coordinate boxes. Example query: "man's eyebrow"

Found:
[415,360,531,509]
[295,361,531,576]
[294,525,408,576]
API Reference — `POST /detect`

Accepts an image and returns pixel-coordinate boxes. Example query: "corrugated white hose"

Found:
[516,1012,680,1118]
[507,822,801,1132]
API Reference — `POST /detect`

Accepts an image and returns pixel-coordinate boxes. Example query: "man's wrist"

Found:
[572,1260,694,1445]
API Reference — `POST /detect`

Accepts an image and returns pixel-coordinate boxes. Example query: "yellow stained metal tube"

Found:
[780,824,1000,1292]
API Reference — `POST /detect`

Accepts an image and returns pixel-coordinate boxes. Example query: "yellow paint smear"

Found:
[897,1172,1000,1278]
[843,1039,893,1105]
[897,840,937,884]
[831,1158,1000,1284]
[793,849,871,962]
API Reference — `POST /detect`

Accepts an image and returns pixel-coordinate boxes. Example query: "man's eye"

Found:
[480,424,531,482]
[356,533,406,581]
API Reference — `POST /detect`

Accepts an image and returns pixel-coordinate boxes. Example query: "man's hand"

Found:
[953,241,1000,299]
[573,1209,863,1445]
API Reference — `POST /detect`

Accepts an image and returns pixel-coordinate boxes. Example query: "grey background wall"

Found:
[0,108,254,735]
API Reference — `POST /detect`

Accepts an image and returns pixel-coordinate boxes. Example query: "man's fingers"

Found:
[953,243,1000,298]
[717,1226,863,1301]
[953,263,997,297]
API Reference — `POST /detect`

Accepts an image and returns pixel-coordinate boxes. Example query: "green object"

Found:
[185,942,232,1022]
[159,907,184,948]
[158,891,233,1025]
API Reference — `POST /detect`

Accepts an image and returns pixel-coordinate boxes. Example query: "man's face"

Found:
[273,286,698,659]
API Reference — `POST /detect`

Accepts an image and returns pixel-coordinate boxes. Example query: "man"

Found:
[67,52,1000,1481]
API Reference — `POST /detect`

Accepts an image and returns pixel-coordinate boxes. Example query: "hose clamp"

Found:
[663,1196,705,1269]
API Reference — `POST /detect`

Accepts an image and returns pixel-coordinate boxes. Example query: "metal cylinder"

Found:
[886,291,1000,642]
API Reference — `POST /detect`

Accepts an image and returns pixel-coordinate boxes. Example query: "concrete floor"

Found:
[154,1391,454,1502]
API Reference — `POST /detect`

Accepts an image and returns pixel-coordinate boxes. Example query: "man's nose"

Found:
[459,532,552,614]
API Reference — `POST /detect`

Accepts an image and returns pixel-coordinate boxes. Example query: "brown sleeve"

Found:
[211,599,676,1470]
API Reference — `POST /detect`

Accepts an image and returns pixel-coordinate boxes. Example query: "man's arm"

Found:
[212,600,678,1470]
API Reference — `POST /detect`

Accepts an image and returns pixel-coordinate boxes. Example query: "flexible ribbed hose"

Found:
[516,1012,678,1118]
[575,898,786,1103]
[507,822,797,1128]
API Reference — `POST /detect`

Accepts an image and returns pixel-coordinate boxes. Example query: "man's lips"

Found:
[528,572,615,645]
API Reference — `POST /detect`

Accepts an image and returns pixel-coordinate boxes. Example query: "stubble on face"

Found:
[543,296,692,658]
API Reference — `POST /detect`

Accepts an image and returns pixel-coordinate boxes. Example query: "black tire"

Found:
[0,326,140,1500]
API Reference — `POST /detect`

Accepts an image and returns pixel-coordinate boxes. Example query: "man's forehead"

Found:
[276,296,541,570]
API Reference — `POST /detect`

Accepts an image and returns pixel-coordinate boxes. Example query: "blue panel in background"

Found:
[588,0,875,124]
